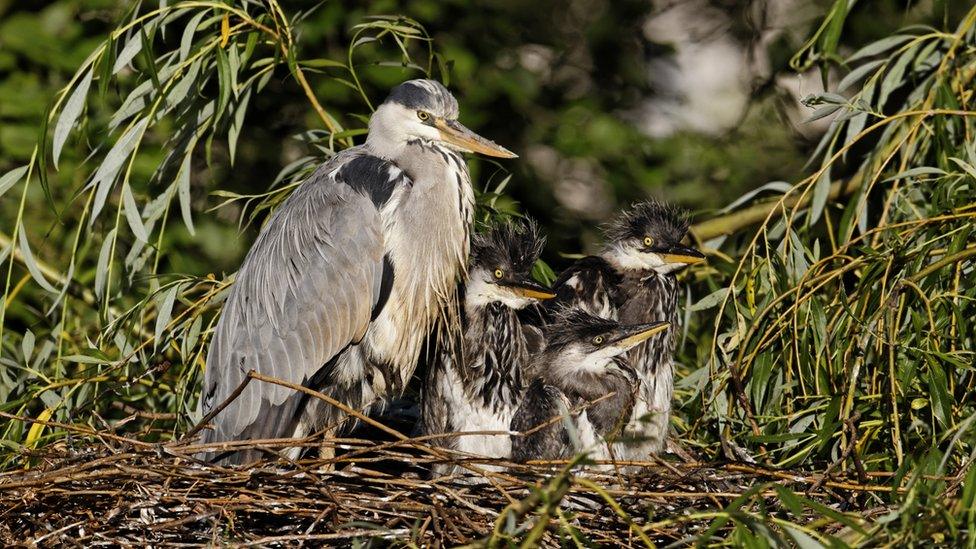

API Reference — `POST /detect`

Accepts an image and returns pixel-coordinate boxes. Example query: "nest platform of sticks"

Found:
[0,430,896,547]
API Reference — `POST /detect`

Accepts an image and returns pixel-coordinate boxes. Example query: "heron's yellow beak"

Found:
[499,277,556,300]
[660,244,706,265]
[509,282,556,300]
[435,118,517,158]
[615,321,670,348]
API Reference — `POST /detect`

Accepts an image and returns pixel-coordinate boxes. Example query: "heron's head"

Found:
[602,200,704,274]
[545,309,670,373]
[367,79,516,160]
[466,219,554,310]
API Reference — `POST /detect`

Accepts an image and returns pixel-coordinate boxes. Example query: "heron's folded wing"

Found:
[549,255,620,318]
[201,153,406,446]
[510,380,573,461]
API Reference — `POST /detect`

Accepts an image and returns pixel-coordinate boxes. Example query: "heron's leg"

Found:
[318,426,338,463]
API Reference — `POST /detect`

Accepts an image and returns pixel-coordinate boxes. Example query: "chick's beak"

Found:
[435,118,517,158]
[611,321,671,349]
[661,244,706,265]
[502,278,556,300]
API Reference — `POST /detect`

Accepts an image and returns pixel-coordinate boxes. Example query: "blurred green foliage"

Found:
[2,1,964,266]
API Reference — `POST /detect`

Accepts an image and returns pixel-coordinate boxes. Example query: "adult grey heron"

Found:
[420,219,553,470]
[510,309,669,462]
[199,79,516,464]
[548,201,703,460]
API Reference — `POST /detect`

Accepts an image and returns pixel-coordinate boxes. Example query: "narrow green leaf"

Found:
[154,284,180,346]
[179,10,208,62]
[62,354,111,365]
[949,157,976,180]
[808,170,831,225]
[878,49,913,107]
[215,47,232,121]
[782,525,824,549]
[719,181,792,214]
[228,43,241,97]
[299,58,347,69]
[113,32,144,74]
[95,228,117,300]
[837,59,884,92]
[843,111,868,151]
[926,356,951,426]
[847,35,915,64]
[21,330,35,362]
[883,167,946,182]
[16,223,58,294]
[165,58,201,110]
[689,287,728,312]
[90,117,149,223]
[818,0,848,56]
[121,183,149,243]
[177,153,195,236]
[109,79,154,131]
[53,69,93,170]
[139,26,162,92]
[98,33,116,98]
[0,165,30,199]
[805,104,841,124]
[228,89,251,166]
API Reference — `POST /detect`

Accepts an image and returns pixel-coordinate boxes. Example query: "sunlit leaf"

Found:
[52,68,93,169]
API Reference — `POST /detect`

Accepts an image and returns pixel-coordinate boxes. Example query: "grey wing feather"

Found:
[200,150,393,455]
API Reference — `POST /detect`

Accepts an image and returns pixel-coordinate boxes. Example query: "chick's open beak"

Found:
[435,118,517,158]
[503,278,556,300]
[611,321,671,349]
[661,244,706,265]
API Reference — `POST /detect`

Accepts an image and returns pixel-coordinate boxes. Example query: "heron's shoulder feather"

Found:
[553,255,619,287]
[549,255,621,317]
[332,150,412,209]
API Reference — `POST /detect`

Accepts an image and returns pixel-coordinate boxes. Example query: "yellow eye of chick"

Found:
[417,111,430,121]
[493,269,504,279]
[592,335,604,345]
[643,236,654,247]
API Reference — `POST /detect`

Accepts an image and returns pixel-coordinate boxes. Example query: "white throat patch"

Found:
[465,270,535,311]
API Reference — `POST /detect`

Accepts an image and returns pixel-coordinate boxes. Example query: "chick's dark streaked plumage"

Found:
[510,309,669,462]
[421,219,551,467]
[548,200,703,461]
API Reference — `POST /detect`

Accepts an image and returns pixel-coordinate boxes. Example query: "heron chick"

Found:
[549,201,703,461]
[199,80,515,464]
[421,220,553,470]
[510,309,670,462]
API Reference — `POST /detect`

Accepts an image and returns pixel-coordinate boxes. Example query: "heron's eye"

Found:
[417,111,430,121]
[592,335,605,345]
[643,236,654,247]
[493,268,504,279]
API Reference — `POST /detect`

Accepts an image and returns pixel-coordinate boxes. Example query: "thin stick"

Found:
[180,371,254,442]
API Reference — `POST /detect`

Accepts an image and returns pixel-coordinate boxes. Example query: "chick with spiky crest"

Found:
[421,219,554,470]
[510,308,670,462]
[549,200,704,462]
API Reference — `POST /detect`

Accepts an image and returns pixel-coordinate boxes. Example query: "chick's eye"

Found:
[417,111,430,121]
[643,236,654,247]
[592,335,604,345]
[493,269,504,279]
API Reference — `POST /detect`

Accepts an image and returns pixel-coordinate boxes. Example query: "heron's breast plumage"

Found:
[363,142,474,390]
